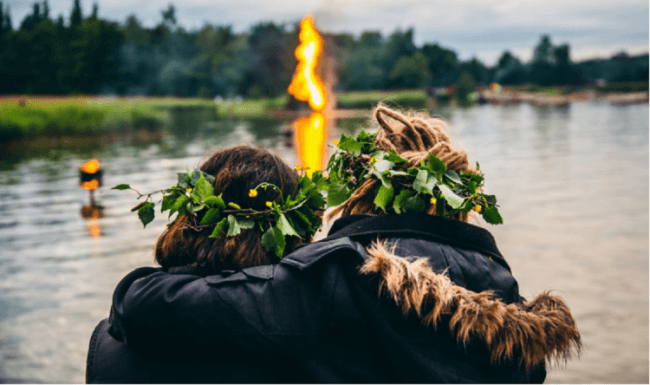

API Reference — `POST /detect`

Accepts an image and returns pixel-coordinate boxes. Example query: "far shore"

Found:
[0,85,647,142]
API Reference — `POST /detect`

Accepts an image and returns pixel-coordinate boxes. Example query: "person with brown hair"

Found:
[86,145,322,383]
[102,106,581,383]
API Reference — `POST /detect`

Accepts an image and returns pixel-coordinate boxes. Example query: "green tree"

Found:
[0,2,5,34]
[494,51,526,85]
[388,52,431,89]
[89,2,98,21]
[530,35,556,85]
[161,4,176,27]
[42,0,49,20]
[456,71,476,102]
[244,22,294,97]
[420,43,458,85]
[70,0,82,28]
[359,31,382,47]
[19,3,42,30]
[382,29,417,87]
[2,4,12,32]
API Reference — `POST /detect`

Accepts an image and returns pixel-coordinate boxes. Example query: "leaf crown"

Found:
[325,130,503,224]
[113,168,328,259]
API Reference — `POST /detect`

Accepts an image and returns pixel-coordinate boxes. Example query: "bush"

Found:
[596,81,649,93]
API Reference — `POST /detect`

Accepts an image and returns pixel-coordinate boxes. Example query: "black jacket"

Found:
[88,213,580,383]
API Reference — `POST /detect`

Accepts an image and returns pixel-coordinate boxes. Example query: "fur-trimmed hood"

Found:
[359,241,582,370]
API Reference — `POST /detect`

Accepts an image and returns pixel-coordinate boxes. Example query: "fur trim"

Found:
[359,241,582,369]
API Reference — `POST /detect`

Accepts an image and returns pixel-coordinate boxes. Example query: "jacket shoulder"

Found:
[281,236,367,271]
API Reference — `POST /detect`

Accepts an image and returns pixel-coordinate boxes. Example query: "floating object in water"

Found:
[80,159,102,191]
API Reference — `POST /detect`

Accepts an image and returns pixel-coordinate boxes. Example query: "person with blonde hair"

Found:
[103,106,581,383]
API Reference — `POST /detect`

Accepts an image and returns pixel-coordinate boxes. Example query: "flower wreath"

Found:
[325,130,503,224]
[113,168,328,258]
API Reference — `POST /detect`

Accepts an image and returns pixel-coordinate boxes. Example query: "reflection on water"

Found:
[0,102,647,383]
[294,112,327,175]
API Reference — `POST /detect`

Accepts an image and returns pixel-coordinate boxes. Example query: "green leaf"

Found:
[327,184,352,206]
[356,130,375,143]
[403,195,425,212]
[413,169,431,194]
[427,154,447,176]
[239,219,255,230]
[204,194,226,209]
[112,184,131,190]
[209,217,228,238]
[261,226,286,258]
[338,135,364,156]
[200,208,221,225]
[306,189,326,209]
[387,150,407,163]
[177,173,188,189]
[189,170,203,187]
[482,206,503,225]
[467,181,477,194]
[483,194,497,205]
[287,212,307,236]
[373,160,394,174]
[202,172,215,186]
[170,195,190,216]
[393,189,413,214]
[193,175,214,201]
[277,214,299,237]
[161,193,177,212]
[192,204,205,212]
[292,209,312,228]
[438,184,465,209]
[226,215,242,237]
[227,202,241,210]
[467,173,484,184]
[445,170,462,185]
[137,202,155,228]
[374,184,394,213]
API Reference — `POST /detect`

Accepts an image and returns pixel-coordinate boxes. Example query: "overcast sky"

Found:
[4,0,648,65]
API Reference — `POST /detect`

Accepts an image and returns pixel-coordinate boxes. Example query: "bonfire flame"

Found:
[288,16,327,112]
[289,16,329,176]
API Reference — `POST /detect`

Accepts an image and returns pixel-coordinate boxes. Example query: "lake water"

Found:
[0,102,647,383]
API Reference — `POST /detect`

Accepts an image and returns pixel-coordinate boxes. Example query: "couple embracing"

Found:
[86,106,581,383]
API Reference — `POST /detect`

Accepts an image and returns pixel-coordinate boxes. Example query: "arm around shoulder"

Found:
[109,263,329,355]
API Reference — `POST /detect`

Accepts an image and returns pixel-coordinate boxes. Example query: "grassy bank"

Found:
[335,89,429,110]
[0,97,219,141]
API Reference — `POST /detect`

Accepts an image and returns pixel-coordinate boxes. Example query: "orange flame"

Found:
[287,16,327,112]
[295,112,327,176]
[80,180,100,190]
[80,159,100,174]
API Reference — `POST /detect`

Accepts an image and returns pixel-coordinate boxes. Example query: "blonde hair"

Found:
[328,105,476,222]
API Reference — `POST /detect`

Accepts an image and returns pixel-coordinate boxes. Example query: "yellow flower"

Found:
[186,188,192,194]
[430,197,437,205]
[266,201,273,208]
[249,189,258,198]
[371,157,378,163]
[474,205,482,213]
[334,139,339,146]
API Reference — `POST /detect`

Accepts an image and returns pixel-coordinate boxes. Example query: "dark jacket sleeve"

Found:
[108,263,336,355]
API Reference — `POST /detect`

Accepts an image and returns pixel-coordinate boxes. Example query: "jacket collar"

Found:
[324,213,509,271]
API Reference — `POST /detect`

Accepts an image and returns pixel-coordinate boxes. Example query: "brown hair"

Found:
[155,145,300,273]
[328,105,476,222]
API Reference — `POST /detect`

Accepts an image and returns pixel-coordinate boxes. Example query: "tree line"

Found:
[0,1,647,97]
